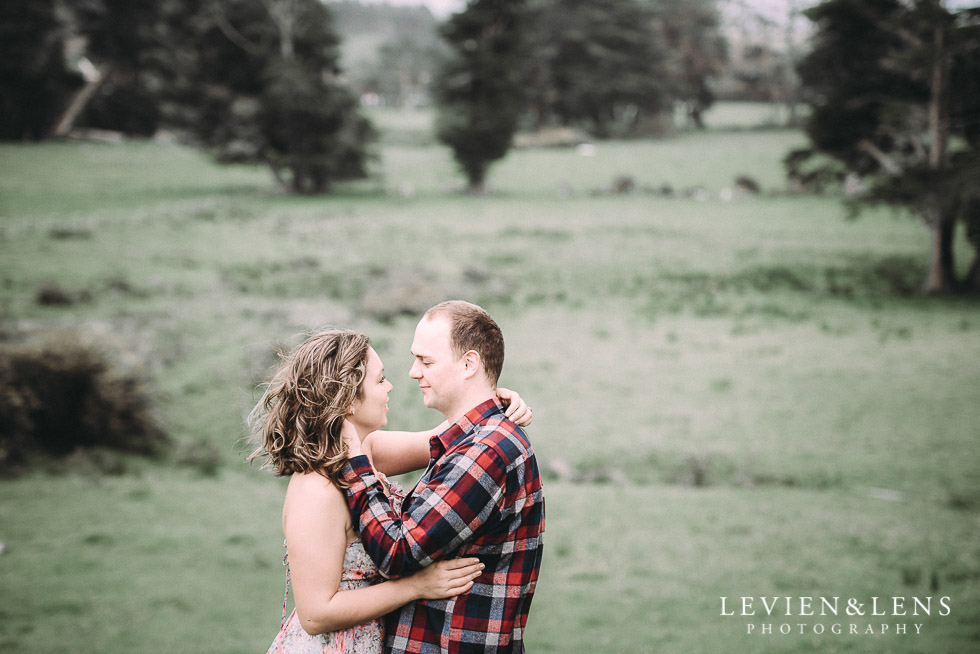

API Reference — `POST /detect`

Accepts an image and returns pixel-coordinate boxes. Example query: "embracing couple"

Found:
[249,300,546,654]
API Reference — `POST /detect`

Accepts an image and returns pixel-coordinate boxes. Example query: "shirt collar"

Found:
[430,397,505,458]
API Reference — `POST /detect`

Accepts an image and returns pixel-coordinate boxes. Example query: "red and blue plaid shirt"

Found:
[343,397,545,653]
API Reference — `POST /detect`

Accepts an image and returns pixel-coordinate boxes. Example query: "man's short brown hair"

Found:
[424,300,504,385]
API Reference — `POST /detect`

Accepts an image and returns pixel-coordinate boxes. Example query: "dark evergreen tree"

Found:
[522,0,670,138]
[433,0,528,193]
[162,0,375,194]
[258,58,375,193]
[789,0,980,293]
[1,0,373,193]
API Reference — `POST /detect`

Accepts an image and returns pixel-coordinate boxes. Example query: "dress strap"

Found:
[280,540,290,629]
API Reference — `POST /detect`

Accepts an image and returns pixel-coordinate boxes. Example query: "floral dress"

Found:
[266,481,402,654]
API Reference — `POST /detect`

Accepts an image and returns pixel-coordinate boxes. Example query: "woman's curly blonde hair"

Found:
[247,330,370,485]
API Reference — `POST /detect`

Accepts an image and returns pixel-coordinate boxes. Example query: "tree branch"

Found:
[209,0,262,56]
[857,138,903,175]
[846,2,925,50]
[49,61,111,137]
[257,0,299,59]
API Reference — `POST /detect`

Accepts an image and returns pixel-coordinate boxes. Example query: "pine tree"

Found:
[164,0,375,194]
[523,0,671,138]
[433,0,528,193]
[790,0,980,293]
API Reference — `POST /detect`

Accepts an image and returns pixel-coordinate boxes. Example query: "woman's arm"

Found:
[364,388,532,477]
[283,472,482,635]
[362,423,446,477]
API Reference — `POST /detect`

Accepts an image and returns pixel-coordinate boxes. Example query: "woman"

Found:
[248,330,531,653]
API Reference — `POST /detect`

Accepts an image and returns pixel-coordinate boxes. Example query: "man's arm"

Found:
[344,439,508,578]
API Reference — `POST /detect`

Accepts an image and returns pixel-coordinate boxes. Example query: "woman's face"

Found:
[349,347,393,435]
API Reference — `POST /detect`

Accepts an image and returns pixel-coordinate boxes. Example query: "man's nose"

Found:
[409,362,421,379]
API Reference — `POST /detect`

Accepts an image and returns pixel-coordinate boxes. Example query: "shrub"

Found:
[0,329,169,472]
[35,283,77,306]
[174,440,222,478]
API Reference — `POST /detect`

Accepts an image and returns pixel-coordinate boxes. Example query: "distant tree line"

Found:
[338,0,729,136]
[521,0,726,137]
[4,0,976,295]
[331,0,447,108]
[0,0,730,192]
[5,0,977,295]
[1,0,373,194]
[336,0,782,120]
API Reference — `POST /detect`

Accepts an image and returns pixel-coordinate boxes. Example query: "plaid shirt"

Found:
[343,398,545,653]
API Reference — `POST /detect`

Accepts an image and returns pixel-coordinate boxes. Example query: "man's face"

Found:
[409,316,464,416]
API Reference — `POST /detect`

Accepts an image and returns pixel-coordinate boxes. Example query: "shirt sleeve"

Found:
[343,441,508,578]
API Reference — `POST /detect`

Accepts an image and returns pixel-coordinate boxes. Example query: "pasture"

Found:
[0,107,978,653]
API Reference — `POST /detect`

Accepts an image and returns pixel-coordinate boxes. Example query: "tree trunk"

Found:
[927,25,948,168]
[965,253,980,293]
[264,158,289,193]
[964,201,980,293]
[465,162,488,194]
[49,63,109,138]
[259,0,297,60]
[783,0,803,128]
[923,205,957,293]
[922,22,954,294]
[466,180,488,195]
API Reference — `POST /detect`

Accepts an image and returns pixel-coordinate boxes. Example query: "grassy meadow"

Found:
[1,105,978,653]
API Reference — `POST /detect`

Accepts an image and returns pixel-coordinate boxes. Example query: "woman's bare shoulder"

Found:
[285,471,347,507]
[283,471,351,536]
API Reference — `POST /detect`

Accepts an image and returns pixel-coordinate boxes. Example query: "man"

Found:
[342,300,545,653]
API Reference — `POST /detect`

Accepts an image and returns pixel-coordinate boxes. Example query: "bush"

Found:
[0,329,169,472]
[174,440,222,478]
[35,282,78,306]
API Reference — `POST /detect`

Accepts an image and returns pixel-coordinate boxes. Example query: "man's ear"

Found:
[461,350,481,380]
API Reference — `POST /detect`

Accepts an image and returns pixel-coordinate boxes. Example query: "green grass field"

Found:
[1,108,978,653]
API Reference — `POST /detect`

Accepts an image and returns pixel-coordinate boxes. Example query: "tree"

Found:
[0,0,164,139]
[718,0,809,126]
[65,0,163,136]
[433,0,528,193]
[370,37,445,108]
[647,0,727,130]
[162,0,375,194]
[0,0,82,140]
[520,0,725,136]
[1,0,374,193]
[790,0,980,293]
[330,2,444,107]
[523,0,670,138]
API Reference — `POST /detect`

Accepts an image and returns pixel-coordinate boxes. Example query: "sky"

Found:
[352,0,463,18]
